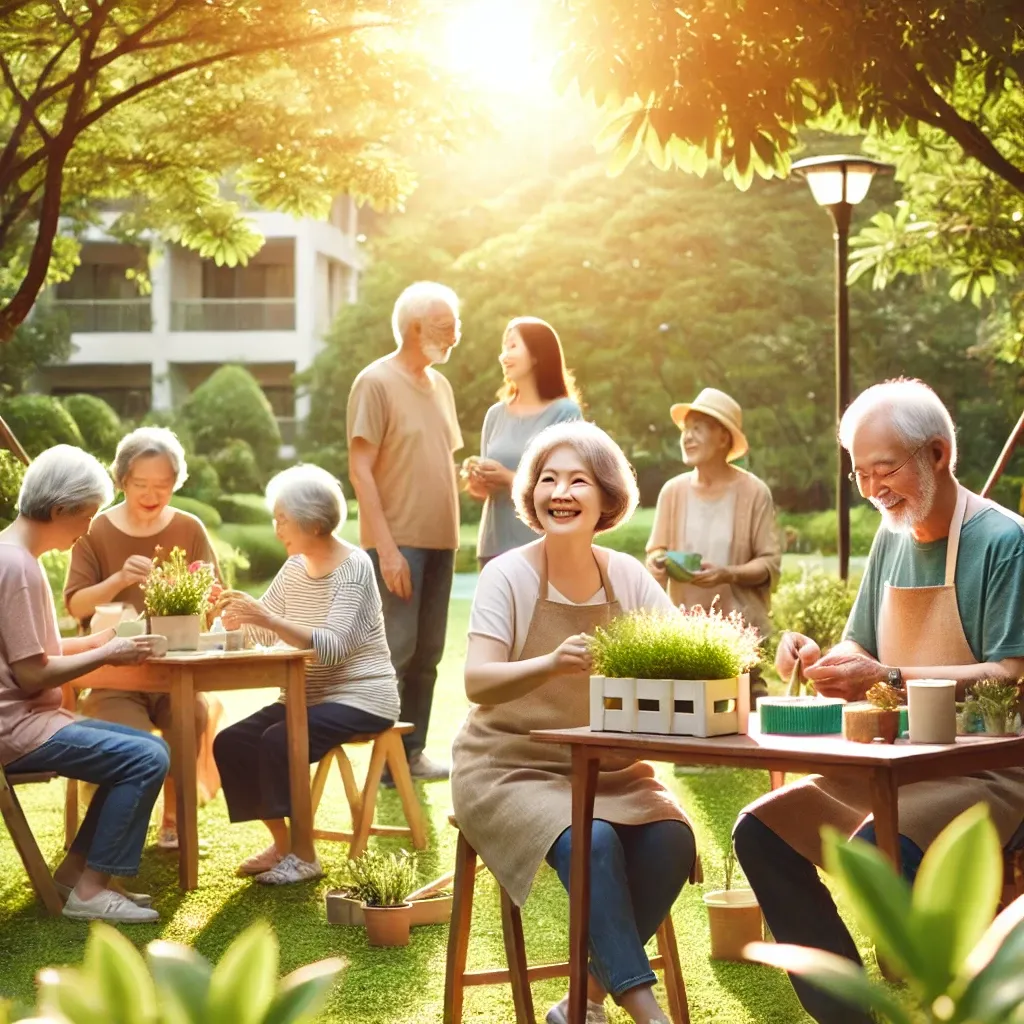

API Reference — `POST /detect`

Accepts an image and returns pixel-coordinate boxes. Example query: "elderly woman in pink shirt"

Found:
[1,445,168,923]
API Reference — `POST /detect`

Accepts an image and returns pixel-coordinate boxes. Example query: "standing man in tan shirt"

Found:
[347,281,463,781]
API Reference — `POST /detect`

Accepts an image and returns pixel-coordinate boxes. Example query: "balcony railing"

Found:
[54,298,152,333]
[170,298,296,332]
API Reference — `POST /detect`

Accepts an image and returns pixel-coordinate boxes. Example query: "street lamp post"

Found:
[791,154,893,580]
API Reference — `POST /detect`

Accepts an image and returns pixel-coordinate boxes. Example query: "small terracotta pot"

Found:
[362,902,413,946]
[409,893,453,926]
[704,889,764,962]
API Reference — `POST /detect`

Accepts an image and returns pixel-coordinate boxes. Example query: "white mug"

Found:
[907,679,957,744]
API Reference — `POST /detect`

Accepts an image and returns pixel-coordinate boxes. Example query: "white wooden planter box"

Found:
[589,674,750,738]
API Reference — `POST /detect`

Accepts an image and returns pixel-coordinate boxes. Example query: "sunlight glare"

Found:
[441,0,553,97]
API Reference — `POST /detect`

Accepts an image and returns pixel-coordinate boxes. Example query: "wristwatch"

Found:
[886,667,904,692]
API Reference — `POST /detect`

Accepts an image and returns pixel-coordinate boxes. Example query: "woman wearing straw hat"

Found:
[646,388,781,641]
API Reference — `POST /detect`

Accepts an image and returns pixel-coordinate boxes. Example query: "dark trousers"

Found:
[213,702,393,821]
[368,546,455,758]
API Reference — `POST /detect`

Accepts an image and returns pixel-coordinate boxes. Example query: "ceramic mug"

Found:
[907,679,957,744]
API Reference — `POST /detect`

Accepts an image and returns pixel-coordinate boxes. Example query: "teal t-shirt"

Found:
[844,506,1024,663]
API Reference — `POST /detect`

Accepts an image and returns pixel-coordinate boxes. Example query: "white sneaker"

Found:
[546,996,607,1024]
[62,888,159,923]
[54,880,152,908]
[254,852,322,885]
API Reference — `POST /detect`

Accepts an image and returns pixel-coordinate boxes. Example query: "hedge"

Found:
[215,493,271,525]
[169,494,223,530]
[0,448,26,523]
[178,453,221,506]
[0,394,84,456]
[211,439,264,494]
[62,394,122,460]
[215,523,287,581]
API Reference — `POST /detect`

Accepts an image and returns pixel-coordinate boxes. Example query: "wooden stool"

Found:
[310,722,428,859]
[0,764,63,915]
[444,816,694,1024]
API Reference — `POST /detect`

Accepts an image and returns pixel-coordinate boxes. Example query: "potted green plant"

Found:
[965,679,1021,736]
[843,682,904,744]
[141,546,217,651]
[588,606,761,737]
[346,849,418,947]
[327,874,453,928]
[702,848,764,962]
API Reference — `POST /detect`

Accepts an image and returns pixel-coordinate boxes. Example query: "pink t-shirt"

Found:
[0,542,74,765]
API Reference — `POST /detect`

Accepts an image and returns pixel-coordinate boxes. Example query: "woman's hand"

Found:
[546,633,593,677]
[118,554,153,587]
[689,562,734,588]
[101,636,158,666]
[217,590,268,629]
[473,458,514,495]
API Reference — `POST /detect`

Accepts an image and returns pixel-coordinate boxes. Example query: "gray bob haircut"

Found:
[266,464,347,535]
[18,444,114,522]
[839,378,958,471]
[513,421,639,535]
[112,426,188,491]
[391,281,460,346]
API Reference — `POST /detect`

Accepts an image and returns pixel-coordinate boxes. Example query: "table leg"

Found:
[171,668,199,890]
[285,660,312,857]
[869,767,902,875]
[568,747,600,1024]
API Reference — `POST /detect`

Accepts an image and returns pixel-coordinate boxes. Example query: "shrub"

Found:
[215,492,272,525]
[589,607,762,681]
[141,408,195,454]
[40,549,70,620]
[169,494,222,530]
[0,448,26,523]
[594,518,648,560]
[217,523,287,581]
[298,443,348,485]
[459,487,483,526]
[209,533,250,590]
[211,438,264,494]
[777,505,879,556]
[769,566,856,655]
[178,452,221,505]
[61,393,122,460]
[0,393,84,456]
[182,365,282,468]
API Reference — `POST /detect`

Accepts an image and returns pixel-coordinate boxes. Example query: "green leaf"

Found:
[952,896,1024,1021]
[911,804,1001,994]
[262,959,345,1024]
[643,123,672,172]
[147,940,213,1024]
[82,923,158,1024]
[36,967,106,1024]
[606,119,644,177]
[206,922,278,1024]
[822,828,932,986]
[744,942,915,1024]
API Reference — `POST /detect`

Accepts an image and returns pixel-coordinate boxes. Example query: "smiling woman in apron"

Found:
[732,380,1024,1024]
[451,422,695,1024]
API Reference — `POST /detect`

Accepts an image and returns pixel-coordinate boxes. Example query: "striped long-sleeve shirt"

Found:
[248,549,400,721]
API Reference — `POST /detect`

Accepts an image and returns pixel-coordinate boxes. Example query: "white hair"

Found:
[839,378,958,471]
[18,444,114,521]
[391,281,459,346]
[112,427,188,491]
[266,464,346,535]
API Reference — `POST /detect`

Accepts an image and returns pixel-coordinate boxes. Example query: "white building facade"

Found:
[41,197,361,448]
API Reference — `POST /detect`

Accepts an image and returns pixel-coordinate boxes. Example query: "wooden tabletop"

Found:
[146,647,316,664]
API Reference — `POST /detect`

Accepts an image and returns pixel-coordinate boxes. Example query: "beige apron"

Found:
[748,486,1024,866]
[451,547,688,907]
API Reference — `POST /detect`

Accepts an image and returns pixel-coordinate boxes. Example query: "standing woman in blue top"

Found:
[464,317,583,568]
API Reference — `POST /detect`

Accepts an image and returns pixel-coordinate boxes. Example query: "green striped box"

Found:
[757,697,845,735]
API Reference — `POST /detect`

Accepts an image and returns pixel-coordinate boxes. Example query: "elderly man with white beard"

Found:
[731,378,1024,1024]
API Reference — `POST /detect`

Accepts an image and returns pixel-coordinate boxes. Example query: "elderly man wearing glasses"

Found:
[732,378,1024,1024]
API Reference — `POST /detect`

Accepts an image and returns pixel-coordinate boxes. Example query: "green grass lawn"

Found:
[0,600,891,1024]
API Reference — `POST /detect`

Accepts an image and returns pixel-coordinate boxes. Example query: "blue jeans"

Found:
[7,720,169,876]
[547,819,695,999]
[368,547,455,757]
[733,813,925,1024]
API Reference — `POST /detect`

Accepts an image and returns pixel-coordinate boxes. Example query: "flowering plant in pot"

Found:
[141,546,217,651]
[588,606,761,737]
[703,849,764,962]
[345,849,418,946]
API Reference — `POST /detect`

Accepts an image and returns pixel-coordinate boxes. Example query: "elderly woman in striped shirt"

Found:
[213,465,400,884]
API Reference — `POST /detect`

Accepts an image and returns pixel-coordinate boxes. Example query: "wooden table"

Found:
[530,722,1024,1024]
[73,648,314,890]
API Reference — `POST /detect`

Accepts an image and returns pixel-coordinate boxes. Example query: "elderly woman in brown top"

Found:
[646,388,781,637]
[65,426,220,849]
[452,421,695,1024]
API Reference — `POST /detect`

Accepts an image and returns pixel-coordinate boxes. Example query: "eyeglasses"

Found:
[847,444,926,487]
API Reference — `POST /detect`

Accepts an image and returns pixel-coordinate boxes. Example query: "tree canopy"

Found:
[0,0,476,342]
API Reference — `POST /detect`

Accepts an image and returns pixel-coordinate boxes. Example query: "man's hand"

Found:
[775,631,822,680]
[689,563,734,588]
[118,554,153,587]
[546,633,593,677]
[804,650,886,702]
[379,548,413,601]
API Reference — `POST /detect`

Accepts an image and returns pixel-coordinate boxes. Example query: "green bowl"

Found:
[758,697,845,735]
[664,550,703,583]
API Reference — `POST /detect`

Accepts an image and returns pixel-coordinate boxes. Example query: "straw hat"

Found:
[670,387,749,462]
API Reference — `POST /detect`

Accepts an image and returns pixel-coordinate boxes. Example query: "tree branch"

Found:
[0,183,41,254]
[0,52,52,144]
